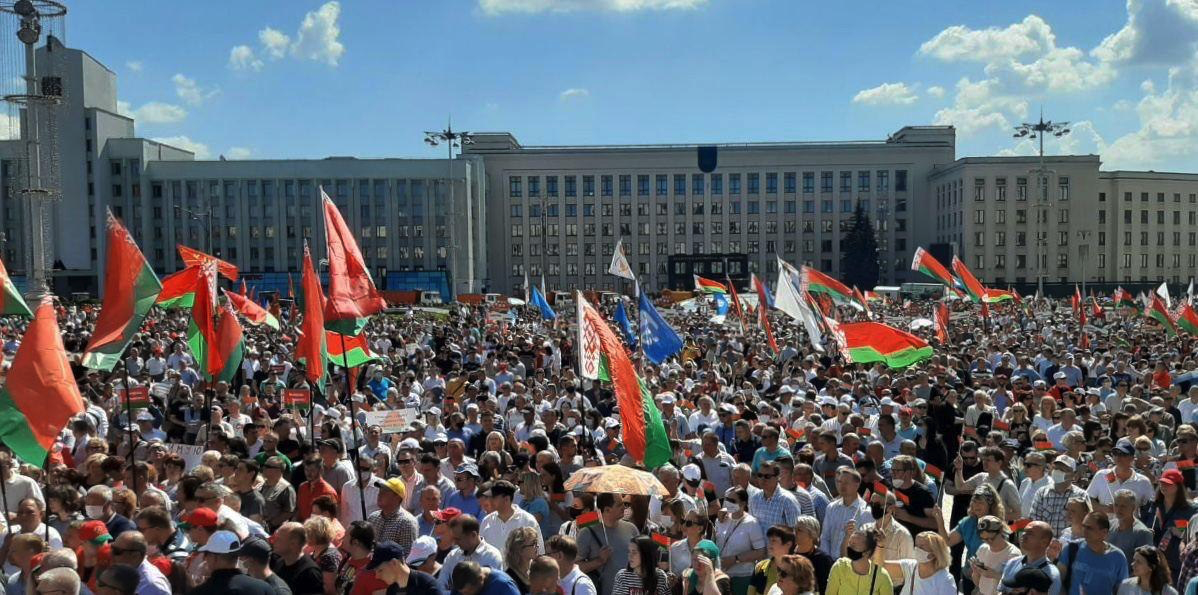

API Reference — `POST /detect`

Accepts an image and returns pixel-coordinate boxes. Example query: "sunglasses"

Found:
[397,459,414,465]
[756,473,777,479]
[683,520,702,527]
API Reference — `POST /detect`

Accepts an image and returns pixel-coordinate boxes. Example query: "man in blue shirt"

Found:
[367,369,394,400]
[450,560,519,595]
[1000,521,1061,595]
[1056,511,1127,595]
[445,464,484,519]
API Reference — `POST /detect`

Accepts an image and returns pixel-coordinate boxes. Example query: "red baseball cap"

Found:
[1162,469,1185,486]
[179,507,219,530]
[431,507,461,522]
[78,520,112,545]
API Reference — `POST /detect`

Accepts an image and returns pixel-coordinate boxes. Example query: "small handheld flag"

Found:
[576,510,600,529]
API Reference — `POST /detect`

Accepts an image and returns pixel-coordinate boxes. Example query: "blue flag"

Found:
[713,293,730,316]
[639,292,683,364]
[615,300,638,349]
[530,286,557,320]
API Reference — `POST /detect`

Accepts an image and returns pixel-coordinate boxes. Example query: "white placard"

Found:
[361,409,418,434]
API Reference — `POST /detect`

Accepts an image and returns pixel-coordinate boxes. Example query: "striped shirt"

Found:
[1030,484,1088,536]
[819,497,874,557]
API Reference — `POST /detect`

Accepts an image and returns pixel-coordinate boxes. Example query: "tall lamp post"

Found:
[424,124,474,295]
[1013,114,1070,297]
[175,203,213,255]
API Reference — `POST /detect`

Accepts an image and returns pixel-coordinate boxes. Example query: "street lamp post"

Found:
[175,203,213,255]
[423,123,474,295]
[1013,113,1070,297]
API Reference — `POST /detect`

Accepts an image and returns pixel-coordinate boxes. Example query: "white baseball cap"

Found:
[405,535,438,566]
[198,530,242,554]
[681,464,702,483]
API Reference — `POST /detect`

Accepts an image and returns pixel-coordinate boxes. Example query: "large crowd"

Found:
[4,290,1196,595]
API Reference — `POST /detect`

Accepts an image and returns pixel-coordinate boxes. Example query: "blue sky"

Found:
[69,0,1198,171]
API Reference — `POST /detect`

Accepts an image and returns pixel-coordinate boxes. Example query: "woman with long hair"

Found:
[870,531,956,594]
[825,526,892,595]
[518,471,551,540]
[1118,546,1176,595]
[613,535,671,595]
[765,555,816,595]
[504,526,541,595]
[1152,469,1194,584]
[659,498,687,542]
[541,462,570,537]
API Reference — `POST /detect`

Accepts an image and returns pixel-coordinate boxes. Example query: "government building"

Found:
[4,39,1198,298]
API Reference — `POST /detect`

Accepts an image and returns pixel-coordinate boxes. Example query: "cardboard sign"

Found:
[163,443,204,470]
[283,389,311,411]
[362,409,418,434]
[119,386,151,409]
[150,382,173,399]
[270,364,287,375]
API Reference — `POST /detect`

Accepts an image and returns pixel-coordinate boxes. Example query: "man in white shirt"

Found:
[341,455,383,526]
[1180,385,1198,423]
[1087,443,1155,513]
[0,453,43,512]
[440,513,505,590]
[545,535,594,595]
[479,480,543,556]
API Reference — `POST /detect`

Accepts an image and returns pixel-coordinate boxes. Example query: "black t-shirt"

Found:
[798,547,835,594]
[896,482,937,538]
[272,553,325,595]
[386,569,446,595]
[191,569,277,595]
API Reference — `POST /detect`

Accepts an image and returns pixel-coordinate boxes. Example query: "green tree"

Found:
[841,202,879,291]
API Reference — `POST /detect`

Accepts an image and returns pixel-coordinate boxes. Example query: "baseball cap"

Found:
[238,537,272,564]
[198,530,243,554]
[977,515,1010,535]
[365,541,406,570]
[179,507,219,530]
[681,464,702,483]
[1113,443,1135,456]
[430,507,462,522]
[79,520,112,545]
[1162,469,1185,486]
[383,477,406,500]
[456,463,480,479]
[432,433,449,445]
[659,394,676,405]
[1053,455,1077,471]
[398,438,421,451]
[692,539,720,561]
[405,536,438,566]
[135,410,154,421]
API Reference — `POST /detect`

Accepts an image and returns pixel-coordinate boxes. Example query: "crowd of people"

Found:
[4,289,1198,595]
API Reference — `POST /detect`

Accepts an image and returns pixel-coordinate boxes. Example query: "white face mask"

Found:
[1051,470,1069,484]
[913,547,932,563]
[659,516,673,529]
[892,478,910,490]
[723,502,741,514]
[359,471,373,483]
[85,505,106,520]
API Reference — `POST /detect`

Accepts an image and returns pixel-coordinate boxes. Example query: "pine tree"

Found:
[842,202,879,291]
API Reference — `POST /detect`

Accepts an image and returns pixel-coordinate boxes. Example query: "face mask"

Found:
[845,548,866,561]
[893,478,910,490]
[570,508,583,519]
[870,504,885,520]
[359,471,373,482]
[659,516,674,529]
[759,415,771,424]
[86,505,106,520]
[566,418,578,429]
[1051,470,1069,484]
[724,502,741,514]
[913,547,932,563]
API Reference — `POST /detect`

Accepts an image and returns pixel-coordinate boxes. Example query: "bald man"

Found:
[109,530,171,595]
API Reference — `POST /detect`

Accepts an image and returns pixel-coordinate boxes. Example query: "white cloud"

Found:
[126,60,143,72]
[1103,63,1198,169]
[1093,0,1198,65]
[228,45,263,71]
[919,15,1055,63]
[172,74,218,107]
[480,0,707,14]
[226,147,253,160]
[290,2,345,66]
[259,27,290,59]
[932,78,1028,136]
[131,101,187,124]
[852,82,918,106]
[560,88,590,101]
[231,2,345,71]
[926,85,945,99]
[152,135,211,159]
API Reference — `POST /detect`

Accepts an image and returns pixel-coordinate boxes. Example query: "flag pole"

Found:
[340,333,368,521]
[121,363,139,498]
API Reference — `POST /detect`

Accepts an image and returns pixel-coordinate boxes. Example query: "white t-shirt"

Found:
[974,540,1021,595]
[561,566,598,595]
[714,513,766,578]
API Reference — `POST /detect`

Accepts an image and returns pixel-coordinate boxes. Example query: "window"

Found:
[784,172,796,193]
[975,232,985,246]
[975,255,985,269]
[1016,178,1028,201]
[510,205,522,218]
[711,174,723,195]
[509,176,522,197]
[822,200,833,213]
[542,176,556,197]
[674,174,686,196]
[858,171,870,192]
[803,172,815,193]
[601,175,613,196]
[1059,231,1068,246]
[527,177,540,198]
[840,172,852,192]
[974,210,985,224]
[1098,210,1106,224]
[1058,177,1069,200]
[619,175,631,196]
[748,173,760,194]
[895,170,908,192]
[692,174,705,195]
[995,178,1007,201]
[565,176,577,197]
[1059,209,1069,224]
[729,174,741,194]
[638,175,650,196]
[1058,254,1068,268]
[656,175,668,196]
[511,224,523,237]
[768,173,779,194]
[821,171,833,193]
[974,178,985,201]
[583,175,595,197]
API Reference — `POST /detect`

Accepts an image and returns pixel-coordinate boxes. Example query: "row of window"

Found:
[510,198,908,219]
[507,170,910,198]
[1120,210,1198,226]
[508,218,907,239]
[1116,191,1198,203]
[510,256,912,279]
[509,237,906,259]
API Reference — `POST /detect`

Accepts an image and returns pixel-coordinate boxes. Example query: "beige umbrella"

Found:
[563,464,668,497]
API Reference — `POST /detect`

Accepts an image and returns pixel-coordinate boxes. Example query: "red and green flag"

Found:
[297,244,328,393]
[576,510,600,529]
[177,244,238,281]
[212,299,245,384]
[985,288,1018,303]
[0,256,30,319]
[951,256,988,303]
[752,273,779,354]
[186,262,220,381]
[1114,287,1140,311]
[910,247,957,290]
[800,265,863,310]
[651,533,672,549]
[321,189,385,336]
[1147,294,1177,335]
[578,293,672,468]
[156,267,199,309]
[0,298,85,466]
[1179,304,1198,336]
[82,211,162,371]
[693,275,727,294]
[836,321,933,369]
[223,289,280,330]
[326,331,381,368]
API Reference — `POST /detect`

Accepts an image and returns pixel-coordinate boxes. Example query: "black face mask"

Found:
[845,548,866,561]
[569,508,583,519]
[870,504,885,520]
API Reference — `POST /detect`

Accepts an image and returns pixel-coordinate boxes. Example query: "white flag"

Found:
[1188,279,1194,306]
[608,238,636,280]
[774,258,823,352]
[1158,281,1172,308]
[576,291,603,380]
